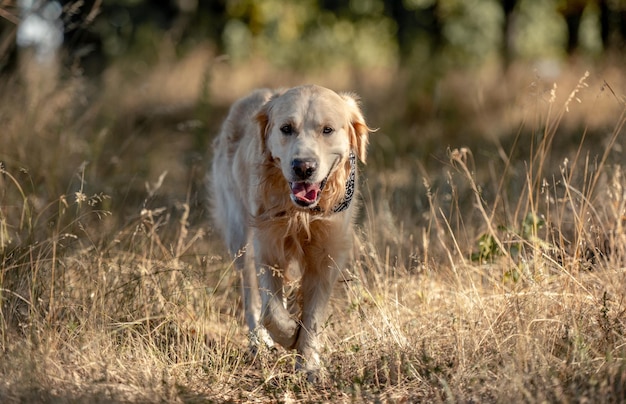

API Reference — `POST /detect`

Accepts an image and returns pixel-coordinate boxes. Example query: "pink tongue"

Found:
[291,182,320,203]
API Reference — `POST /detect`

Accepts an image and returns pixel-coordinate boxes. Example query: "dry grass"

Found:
[1,47,625,402]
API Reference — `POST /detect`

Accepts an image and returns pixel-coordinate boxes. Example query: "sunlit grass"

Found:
[1,50,625,402]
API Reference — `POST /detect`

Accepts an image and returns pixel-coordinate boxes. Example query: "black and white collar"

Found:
[312,151,356,214]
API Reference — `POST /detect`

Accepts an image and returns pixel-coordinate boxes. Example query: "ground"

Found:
[1,46,625,402]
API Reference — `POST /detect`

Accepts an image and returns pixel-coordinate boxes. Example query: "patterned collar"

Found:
[312,151,356,214]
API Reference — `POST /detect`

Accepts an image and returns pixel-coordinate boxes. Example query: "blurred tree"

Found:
[0,2,19,70]
[599,0,626,50]
[558,0,591,54]
[501,0,518,67]
[383,0,443,61]
[557,0,626,55]
[1,0,625,76]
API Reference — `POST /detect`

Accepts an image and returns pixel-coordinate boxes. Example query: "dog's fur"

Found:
[210,85,371,377]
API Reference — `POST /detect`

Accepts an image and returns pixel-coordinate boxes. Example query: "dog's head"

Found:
[257,85,371,209]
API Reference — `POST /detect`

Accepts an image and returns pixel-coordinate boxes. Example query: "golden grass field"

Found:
[1,45,625,402]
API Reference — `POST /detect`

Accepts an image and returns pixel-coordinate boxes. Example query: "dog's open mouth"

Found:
[289,181,325,207]
[288,154,341,208]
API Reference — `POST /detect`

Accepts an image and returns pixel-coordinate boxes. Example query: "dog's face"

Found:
[257,85,369,209]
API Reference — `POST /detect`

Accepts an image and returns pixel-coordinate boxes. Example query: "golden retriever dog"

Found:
[210,85,371,379]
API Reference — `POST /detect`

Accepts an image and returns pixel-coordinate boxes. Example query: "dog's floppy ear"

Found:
[256,91,283,156]
[340,92,373,163]
[256,102,271,156]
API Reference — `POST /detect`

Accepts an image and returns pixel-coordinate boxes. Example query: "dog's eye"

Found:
[280,124,293,135]
[322,126,334,135]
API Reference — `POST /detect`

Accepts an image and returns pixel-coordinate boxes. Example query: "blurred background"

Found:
[3,0,626,73]
[0,0,625,250]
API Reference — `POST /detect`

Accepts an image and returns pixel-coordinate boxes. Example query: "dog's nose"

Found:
[291,158,318,180]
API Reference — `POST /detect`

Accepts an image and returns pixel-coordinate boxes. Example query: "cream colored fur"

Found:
[210,85,371,379]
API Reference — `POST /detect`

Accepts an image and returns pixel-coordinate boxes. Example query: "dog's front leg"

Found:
[240,245,274,351]
[296,256,341,379]
[255,241,299,348]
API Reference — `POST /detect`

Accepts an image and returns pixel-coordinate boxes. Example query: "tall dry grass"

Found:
[1,49,625,402]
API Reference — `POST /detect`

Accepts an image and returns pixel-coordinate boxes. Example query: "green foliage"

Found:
[438,0,503,67]
[471,232,502,263]
[216,0,606,71]
[471,212,547,265]
[39,0,611,77]
[520,211,545,240]
[222,0,398,69]
[515,0,568,58]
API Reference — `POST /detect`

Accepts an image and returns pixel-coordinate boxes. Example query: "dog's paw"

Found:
[304,368,321,384]
[295,352,323,383]
[261,311,300,349]
[247,327,275,358]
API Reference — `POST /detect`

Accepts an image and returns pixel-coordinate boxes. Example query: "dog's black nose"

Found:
[292,158,318,180]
